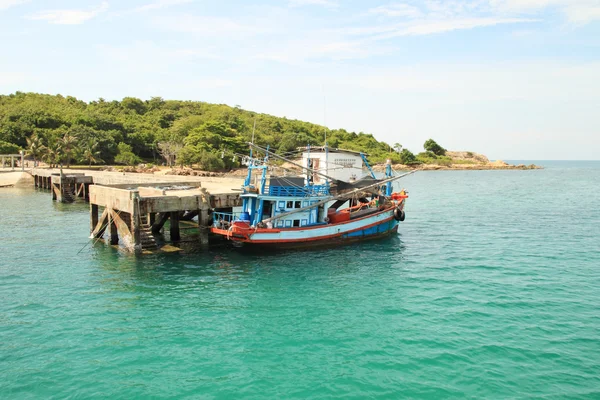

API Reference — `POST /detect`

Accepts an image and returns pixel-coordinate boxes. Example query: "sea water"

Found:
[1,161,599,398]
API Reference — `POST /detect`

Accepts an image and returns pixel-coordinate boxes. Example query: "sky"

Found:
[1,0,599,160]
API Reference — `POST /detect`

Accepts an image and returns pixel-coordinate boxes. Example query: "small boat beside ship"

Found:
[211,144,413,248]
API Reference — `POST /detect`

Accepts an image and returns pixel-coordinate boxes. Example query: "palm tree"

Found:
[61,133,77,168]
[81,139,103,167]
[26,135,45,167]
[43,139,62,168]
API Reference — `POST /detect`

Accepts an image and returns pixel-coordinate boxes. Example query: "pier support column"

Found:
[149,213,156,226]
[52,179,58,201]
[84,183,90,201]
[90,204,98,233]
[198,208,210,246]
[152,213,169,234]
[131,191,141,252]
[170,211,181,242]
[108,210,119,245]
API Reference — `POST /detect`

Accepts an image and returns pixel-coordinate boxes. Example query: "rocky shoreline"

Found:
[373,151,542,172]
[373,160,542,172]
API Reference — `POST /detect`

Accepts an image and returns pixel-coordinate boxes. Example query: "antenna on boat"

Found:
[249,118,256,159]
[322,83,329,187]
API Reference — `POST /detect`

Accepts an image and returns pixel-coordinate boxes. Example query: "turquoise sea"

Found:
[1,161,599,399]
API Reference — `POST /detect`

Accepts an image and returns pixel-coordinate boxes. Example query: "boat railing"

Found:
[212,211,237,227]
[266,185,329,197]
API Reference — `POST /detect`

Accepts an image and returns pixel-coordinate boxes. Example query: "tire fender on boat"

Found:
[394,208,405,222]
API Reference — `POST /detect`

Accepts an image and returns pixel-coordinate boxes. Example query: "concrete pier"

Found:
[28,168,243,252]
[88,181,242,253]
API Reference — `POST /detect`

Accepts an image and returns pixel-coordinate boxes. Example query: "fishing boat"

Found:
[211,144,413,248]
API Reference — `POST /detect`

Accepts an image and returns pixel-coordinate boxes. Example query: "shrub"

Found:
[399,149,416,164]
[423,139,446,156]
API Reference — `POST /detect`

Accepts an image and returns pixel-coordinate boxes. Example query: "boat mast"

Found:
[254,146,269,226]
[385,159,393,196]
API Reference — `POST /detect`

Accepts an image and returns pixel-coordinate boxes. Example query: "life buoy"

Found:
[394,208,405,222]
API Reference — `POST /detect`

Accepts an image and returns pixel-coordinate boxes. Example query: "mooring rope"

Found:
[76,209,124,254]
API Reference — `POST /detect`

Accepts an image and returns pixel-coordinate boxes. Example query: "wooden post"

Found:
[90,204,98,233]
[84,183,90,201]
[108,210,119,245]
[170,211,181,241]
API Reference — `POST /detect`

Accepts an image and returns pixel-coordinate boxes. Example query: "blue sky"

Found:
[1,0,599,159]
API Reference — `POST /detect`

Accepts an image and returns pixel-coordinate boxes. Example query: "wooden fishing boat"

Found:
[211,144,413,249]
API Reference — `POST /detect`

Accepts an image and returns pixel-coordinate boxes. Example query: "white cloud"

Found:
[369,3,423,18]
[134,0,194,12]
[98,41,220,74]
[289,0,339,8]
[27,1,109,24]
[0,0,28,10]
[491,0,600,24]
[563,3,600,24]
[152,14,273,37]
[372,17,536,38]
[370,1,600,26]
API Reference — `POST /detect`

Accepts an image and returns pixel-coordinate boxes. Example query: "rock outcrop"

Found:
[445,151,490,164]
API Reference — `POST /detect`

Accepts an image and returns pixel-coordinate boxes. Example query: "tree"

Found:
[0,140,20,154]
[197,150,225,171]
[399,149,416,165]
[0,91,413,167]
[81,138,103,167]
[158,140,183,167]
[423,139,446,156]
[393,143,402,153]
[61,133,77,168]
[114,142,140,166]
[26,135,44,167]
[43,139,62,168]
[121,97,147,115]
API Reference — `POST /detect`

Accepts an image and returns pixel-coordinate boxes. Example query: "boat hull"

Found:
[212,207,401,249]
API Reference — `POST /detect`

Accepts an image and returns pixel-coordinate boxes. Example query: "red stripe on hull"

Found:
[240,226,399,250]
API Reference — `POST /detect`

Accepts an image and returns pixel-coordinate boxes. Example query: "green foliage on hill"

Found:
[0,92,402,169]
[423,138,446,156]
[0,140,20,154]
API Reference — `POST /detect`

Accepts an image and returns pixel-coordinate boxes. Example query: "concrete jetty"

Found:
[0,171,34,187]
[29,168,243,253]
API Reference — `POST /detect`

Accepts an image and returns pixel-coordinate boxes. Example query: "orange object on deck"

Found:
[328,209,351,223]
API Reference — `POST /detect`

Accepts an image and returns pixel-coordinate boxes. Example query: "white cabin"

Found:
[300,147,365,184]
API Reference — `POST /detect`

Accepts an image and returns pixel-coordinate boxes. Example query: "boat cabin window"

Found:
[286,201,293,208]
[295,201,301,208]
[293,220,300,227]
